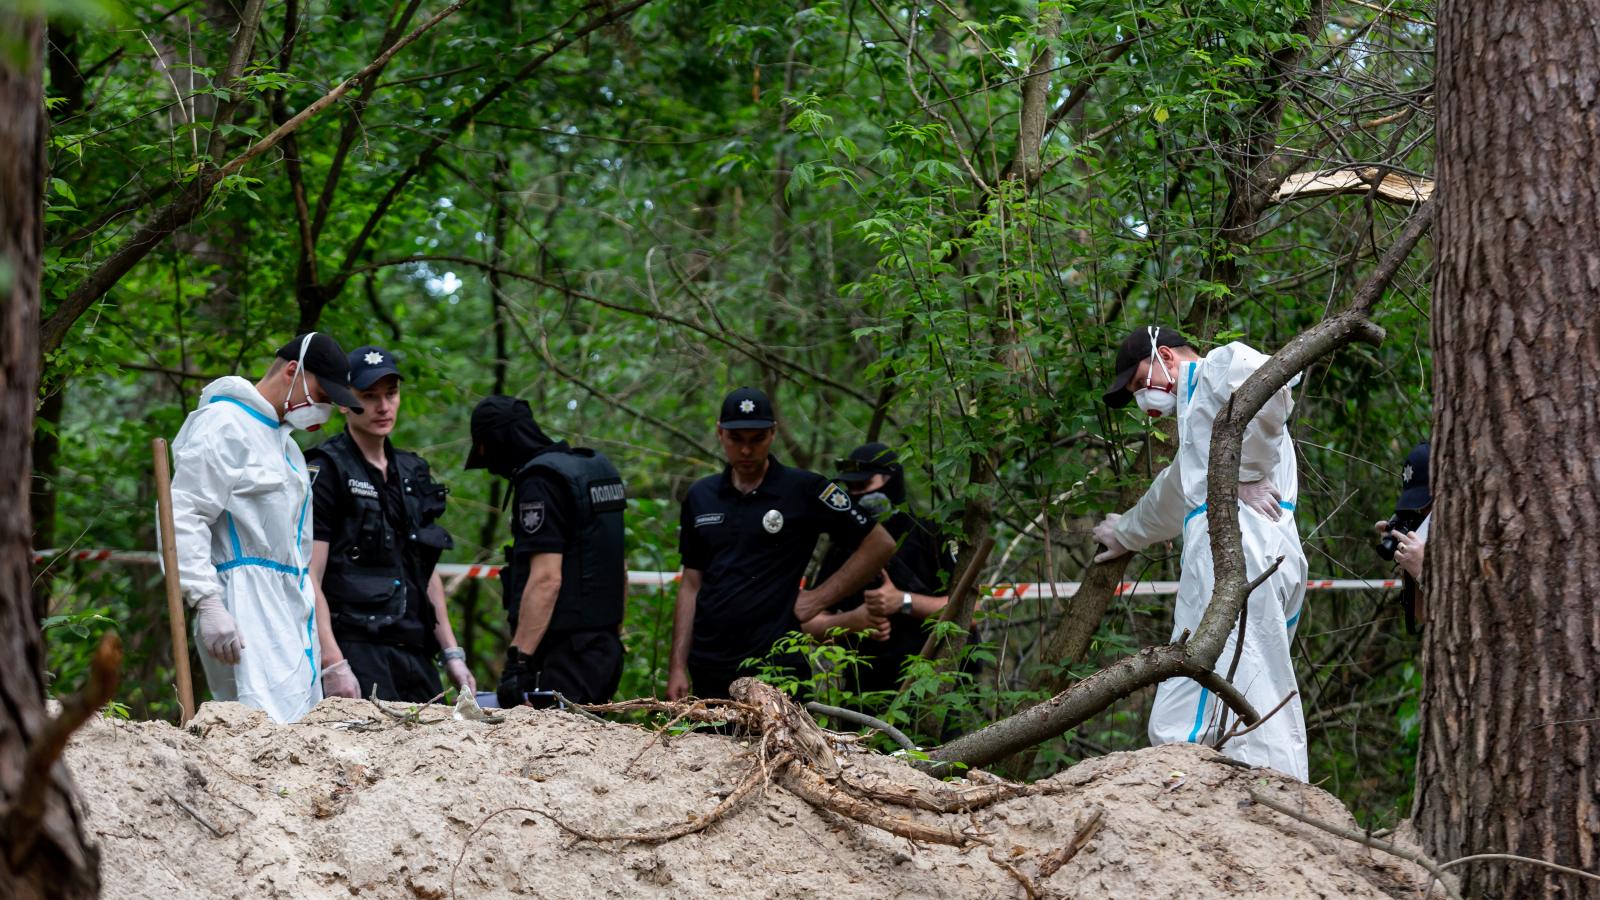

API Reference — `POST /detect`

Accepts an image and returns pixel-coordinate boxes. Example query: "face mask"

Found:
[283,334,333,431]
[856,491,893,519]
[1132,328,1177,418]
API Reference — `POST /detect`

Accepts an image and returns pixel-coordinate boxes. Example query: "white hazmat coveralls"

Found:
[168,376,321,723]
[1112,342,1309,780]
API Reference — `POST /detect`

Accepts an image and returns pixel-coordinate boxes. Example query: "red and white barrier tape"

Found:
[30,548,1402,596]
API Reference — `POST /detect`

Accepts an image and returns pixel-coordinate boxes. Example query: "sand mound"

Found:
[64,698,1433,899]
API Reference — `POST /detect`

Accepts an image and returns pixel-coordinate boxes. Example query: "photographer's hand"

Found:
[1394,530,1426,580]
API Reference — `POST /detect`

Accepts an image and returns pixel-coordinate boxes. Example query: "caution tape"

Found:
[30,548,1402,596]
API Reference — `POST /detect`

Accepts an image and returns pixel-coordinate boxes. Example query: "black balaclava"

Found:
[465,395,555,478]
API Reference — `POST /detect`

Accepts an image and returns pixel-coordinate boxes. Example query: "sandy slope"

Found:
[64,698,1435,899]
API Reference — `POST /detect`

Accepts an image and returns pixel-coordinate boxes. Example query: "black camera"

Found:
[1376,509,1426,561]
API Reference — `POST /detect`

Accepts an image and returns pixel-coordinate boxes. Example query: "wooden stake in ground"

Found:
[151,437,196,724]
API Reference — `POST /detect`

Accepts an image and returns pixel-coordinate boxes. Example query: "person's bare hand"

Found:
[1394,529,1426,580]
[862,570,900,617]
[666,667,691,701]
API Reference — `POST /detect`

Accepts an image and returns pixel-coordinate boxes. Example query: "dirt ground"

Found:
[63,698,1439,899]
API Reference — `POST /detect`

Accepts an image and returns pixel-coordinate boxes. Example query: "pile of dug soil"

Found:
[65,698,1435,898]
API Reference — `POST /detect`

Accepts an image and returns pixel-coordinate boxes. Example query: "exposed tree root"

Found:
[544,752,796,844]
[454,678,1093,897]
[779,764,974,847]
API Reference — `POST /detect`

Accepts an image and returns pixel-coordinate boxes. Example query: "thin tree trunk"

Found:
[0,13,100,896]
[1416,2,1600,896]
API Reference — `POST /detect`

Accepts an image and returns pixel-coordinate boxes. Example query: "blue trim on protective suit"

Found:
[1185,499,1296,524]
[226,512,243,557]
[209,395,279,429]
[1189,686,1210,742]
[217,557,305,576]
[1286,609,1301,630]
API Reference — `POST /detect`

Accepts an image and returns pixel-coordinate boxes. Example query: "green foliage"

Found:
[34,0,1436,826]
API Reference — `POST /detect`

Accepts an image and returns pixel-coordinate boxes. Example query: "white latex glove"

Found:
[195,596,243,664]
[1092,514,1131,563]
[320,659,361,698]
[444,657,477,694]
[1239,478,1283,522]
[1393,529,1426,580]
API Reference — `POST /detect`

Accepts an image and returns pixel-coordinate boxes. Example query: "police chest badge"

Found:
[818,481,852,511]
[762,509,784,534]
[519,501,545,534]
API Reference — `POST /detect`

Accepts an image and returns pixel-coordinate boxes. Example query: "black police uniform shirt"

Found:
[310,441,433,649]
[507,442,577,596]
[678,456,876,668]
[816,510,957,665]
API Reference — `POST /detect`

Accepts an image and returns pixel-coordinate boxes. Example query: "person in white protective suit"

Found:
[1092,326,1310,780]
[168,333,366,723]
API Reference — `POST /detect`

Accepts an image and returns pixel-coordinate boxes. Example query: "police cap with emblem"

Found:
[718,386,776,429]
[275,332,364,412]
[347,345,402,390]
[1102,325,1192,408]
[1395,441,1431,512]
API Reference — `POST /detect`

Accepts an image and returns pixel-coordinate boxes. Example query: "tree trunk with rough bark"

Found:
[1416,3,1600,897]
[0,13,101,897]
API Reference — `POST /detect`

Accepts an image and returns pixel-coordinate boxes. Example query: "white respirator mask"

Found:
[1132,327,1178,418]
[283,333,333,431]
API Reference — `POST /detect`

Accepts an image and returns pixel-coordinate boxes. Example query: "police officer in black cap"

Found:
[666,388,897,701]
[806,442,958,698]
[307,346,474,703]
[467,395,627,706]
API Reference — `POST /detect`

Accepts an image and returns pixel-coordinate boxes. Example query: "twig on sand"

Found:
[1248,790,1462,900]
[1037,807,1104,879]
[164,790,223,838]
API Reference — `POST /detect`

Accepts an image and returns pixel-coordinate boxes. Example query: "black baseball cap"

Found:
[1103,325,1192,408]
[834,442,900,484]
[1396,441,1431,511]
[347,345,403,390]
[718,386,776,429]
[275,332,363,413]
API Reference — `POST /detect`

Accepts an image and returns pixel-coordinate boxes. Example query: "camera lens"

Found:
[1377,535,1399,560]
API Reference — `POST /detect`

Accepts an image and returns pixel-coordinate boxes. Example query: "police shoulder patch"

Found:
[519,501,545,534]
[818,481,852,512]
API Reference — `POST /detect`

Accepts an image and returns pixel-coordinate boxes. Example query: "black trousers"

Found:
[340,640,443,703]
[522,629,625,704]
[688,651,810,701]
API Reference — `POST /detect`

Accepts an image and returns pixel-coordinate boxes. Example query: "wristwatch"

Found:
[899,592,914,616]
[440,647,466,663]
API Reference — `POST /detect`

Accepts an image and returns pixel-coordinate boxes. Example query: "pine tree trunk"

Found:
[0,13,101,898]
[1418,2,1600,897]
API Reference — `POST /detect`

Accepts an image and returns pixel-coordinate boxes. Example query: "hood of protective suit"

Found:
[465,395,555,478]
[200,376,280,422]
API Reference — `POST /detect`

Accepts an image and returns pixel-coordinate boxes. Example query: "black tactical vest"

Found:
[503,447,626,632]
[312,434,453,640]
